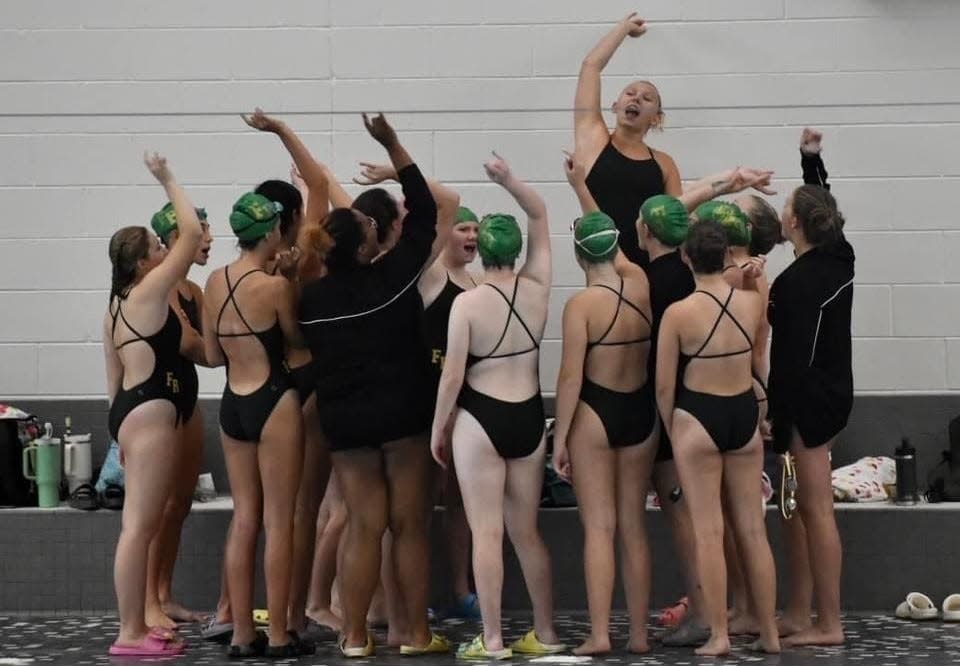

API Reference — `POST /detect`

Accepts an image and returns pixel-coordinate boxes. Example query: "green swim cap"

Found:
[640,195,688,247]
[574,210,619,263]
[478,213,522,267]
[456,206,479,225]
[150,202,207,242]
[694,201,751,247]
[229,193,282,242]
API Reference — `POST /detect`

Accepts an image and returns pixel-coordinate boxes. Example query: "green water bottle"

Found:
[22,422,62,508]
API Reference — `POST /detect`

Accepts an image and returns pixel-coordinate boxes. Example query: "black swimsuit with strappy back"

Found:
[108,297,187,441]
[216,266,293,443]
[457,279,544,459]
[579,277,656,448]
[675,288,758,452]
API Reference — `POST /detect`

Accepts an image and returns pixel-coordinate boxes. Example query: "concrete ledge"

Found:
[2,498,957,613]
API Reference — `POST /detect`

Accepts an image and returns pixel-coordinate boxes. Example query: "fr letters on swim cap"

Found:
[150,202,208,242]
[478,213,522,266]
[693,200,751,247]
[574,210,619,263]
[456,206,479,225]
[640,194,689,247]
[229,192,283,242]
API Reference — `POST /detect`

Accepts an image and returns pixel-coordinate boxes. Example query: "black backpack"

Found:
[0,418,37,507]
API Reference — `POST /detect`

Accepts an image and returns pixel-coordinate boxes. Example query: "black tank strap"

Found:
[690,288,753,359]
[216,266,265,339]
[477,279,538,360]
[588,277,651,348]
[449,272,477,290]
[110,297,149,350]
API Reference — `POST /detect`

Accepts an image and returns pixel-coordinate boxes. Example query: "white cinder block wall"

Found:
[1,0,959,398]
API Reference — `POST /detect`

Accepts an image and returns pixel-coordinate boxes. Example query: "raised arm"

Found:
[363,114,438,272]
[552,297,589,481]
[485,152,550,286]
[422,179,459,273]
[565,152,645,281]
[575,13,647,157]
[431,296,470,469]
[800,127,830,190]
[298,160,352,210]
[354,161,461,268]
[365,112,413,173]
[139,153,202,300]
[242,109,330,227]
[564,151,600,215]
[324,165,354,209]
[680,167,776,212]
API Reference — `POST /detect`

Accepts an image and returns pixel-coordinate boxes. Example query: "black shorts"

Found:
[321,388,432,452]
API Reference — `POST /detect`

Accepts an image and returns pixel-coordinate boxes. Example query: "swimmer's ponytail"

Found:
[792,185,844,246]
[745,195,783,256]
[108,226,150,301]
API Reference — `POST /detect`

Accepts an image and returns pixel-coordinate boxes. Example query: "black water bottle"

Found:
[895,438,919,506]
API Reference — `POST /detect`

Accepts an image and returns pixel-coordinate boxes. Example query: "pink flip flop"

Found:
[109,633,186,657]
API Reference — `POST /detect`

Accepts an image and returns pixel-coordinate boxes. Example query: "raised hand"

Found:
[563,150,586,187]
[621,12,647,38]
[362,112,398,148]
[273,245,302,279]
[242,107,285,134]
[143,151,174,184]
[741,255,767,280]
[800,127,823,155]
[736,166,777,195]
[353,161,398,186]
[483,151,513,185]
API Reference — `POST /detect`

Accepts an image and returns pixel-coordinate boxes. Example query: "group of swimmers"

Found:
[102,12,855,659]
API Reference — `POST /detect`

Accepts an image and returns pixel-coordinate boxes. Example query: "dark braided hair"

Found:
[108,226,150,300]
